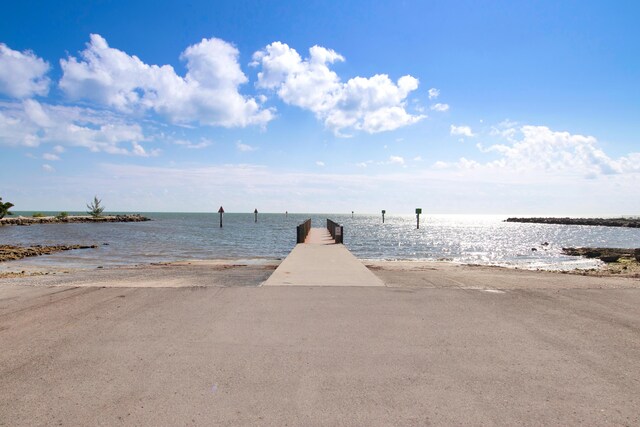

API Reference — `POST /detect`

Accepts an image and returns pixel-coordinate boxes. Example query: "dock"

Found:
[264,227,384,287]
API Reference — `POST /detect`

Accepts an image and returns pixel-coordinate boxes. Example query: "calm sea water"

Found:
[2,212,640,271]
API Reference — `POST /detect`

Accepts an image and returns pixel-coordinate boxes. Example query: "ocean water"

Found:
[2,212,640,271]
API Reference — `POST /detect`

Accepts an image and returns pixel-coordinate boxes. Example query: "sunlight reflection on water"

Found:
[2,213,639,271]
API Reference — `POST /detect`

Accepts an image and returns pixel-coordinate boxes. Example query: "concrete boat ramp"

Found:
[264,228,384,287]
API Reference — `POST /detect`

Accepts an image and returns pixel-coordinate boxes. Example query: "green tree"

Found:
[0,197,14,219]
[86,196,105,218]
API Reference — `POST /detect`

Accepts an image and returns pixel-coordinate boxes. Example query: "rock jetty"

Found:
[0,244,98,262]
[505,217,640,228]
[0,214,150,226]
[562,247,640,263]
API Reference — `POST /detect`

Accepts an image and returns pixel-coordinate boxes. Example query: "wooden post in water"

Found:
[382,209,386,223]
[218,206,224,228]
[415,208,422,229]
[254,208,258,223]
[352,211,354,219]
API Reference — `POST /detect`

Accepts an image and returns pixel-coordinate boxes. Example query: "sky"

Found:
[1,0,639,214]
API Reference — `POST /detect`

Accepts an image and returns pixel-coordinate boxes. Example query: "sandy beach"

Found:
[1,260,639,425]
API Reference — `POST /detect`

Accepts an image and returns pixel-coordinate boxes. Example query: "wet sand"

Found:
[1,261,639,425]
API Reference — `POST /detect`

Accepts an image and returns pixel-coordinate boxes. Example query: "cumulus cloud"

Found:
[42,164,55,172]
[0,43,50,98]
[480,125,633,176]
[428,88,440,99]
[430,103,449,112]
[450,124,475,137]
[437,124,640,179]
[0,99,155,156]
[59,34,273,127]
[315,161,325,167]
[252,42,424,135]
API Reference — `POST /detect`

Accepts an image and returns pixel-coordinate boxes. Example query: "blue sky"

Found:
[1,0,639,214]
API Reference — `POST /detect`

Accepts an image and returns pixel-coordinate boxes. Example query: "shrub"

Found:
[0,197,14,219]
[32,212,46,218]
[86,196,105,218]
[56,212,69,219]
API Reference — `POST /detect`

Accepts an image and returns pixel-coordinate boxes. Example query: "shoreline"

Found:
[0,214,150,226]
[0,244,99,262]
[2,256,639,283]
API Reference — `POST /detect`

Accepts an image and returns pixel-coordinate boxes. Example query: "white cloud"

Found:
[174,138,212,149]
[389,155,405,165]
[483,125,631,176]
[428,88,440,99]
[42,164,55,172]
[315,161,325,167]
[450,124,475,137]
[59,34,273,128]
[433,161,448,169]
[131,141,155,157]
[490,119,519,141]
[0,99,154,156]
[413,156,423,161]
[438,124,640,179]
[430,103,449,112]
[253,42,424,136]
[236,141,257,152]
[43,153,60,161]
[0,43,50,98]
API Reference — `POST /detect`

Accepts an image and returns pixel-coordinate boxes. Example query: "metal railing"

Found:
[326,219,343,244]
[296,219,311,243]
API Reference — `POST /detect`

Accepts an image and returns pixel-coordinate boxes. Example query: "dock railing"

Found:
[296,219,312,243]
[326,219,343,244]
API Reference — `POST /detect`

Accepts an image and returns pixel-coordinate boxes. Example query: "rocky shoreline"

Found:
[505,217,640,228]
[561,247,640,278]
[0,244,98,262]
[562,247,640,263]
[0,214,150,226]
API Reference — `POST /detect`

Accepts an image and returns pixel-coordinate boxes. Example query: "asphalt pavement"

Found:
[1,272,639,425]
